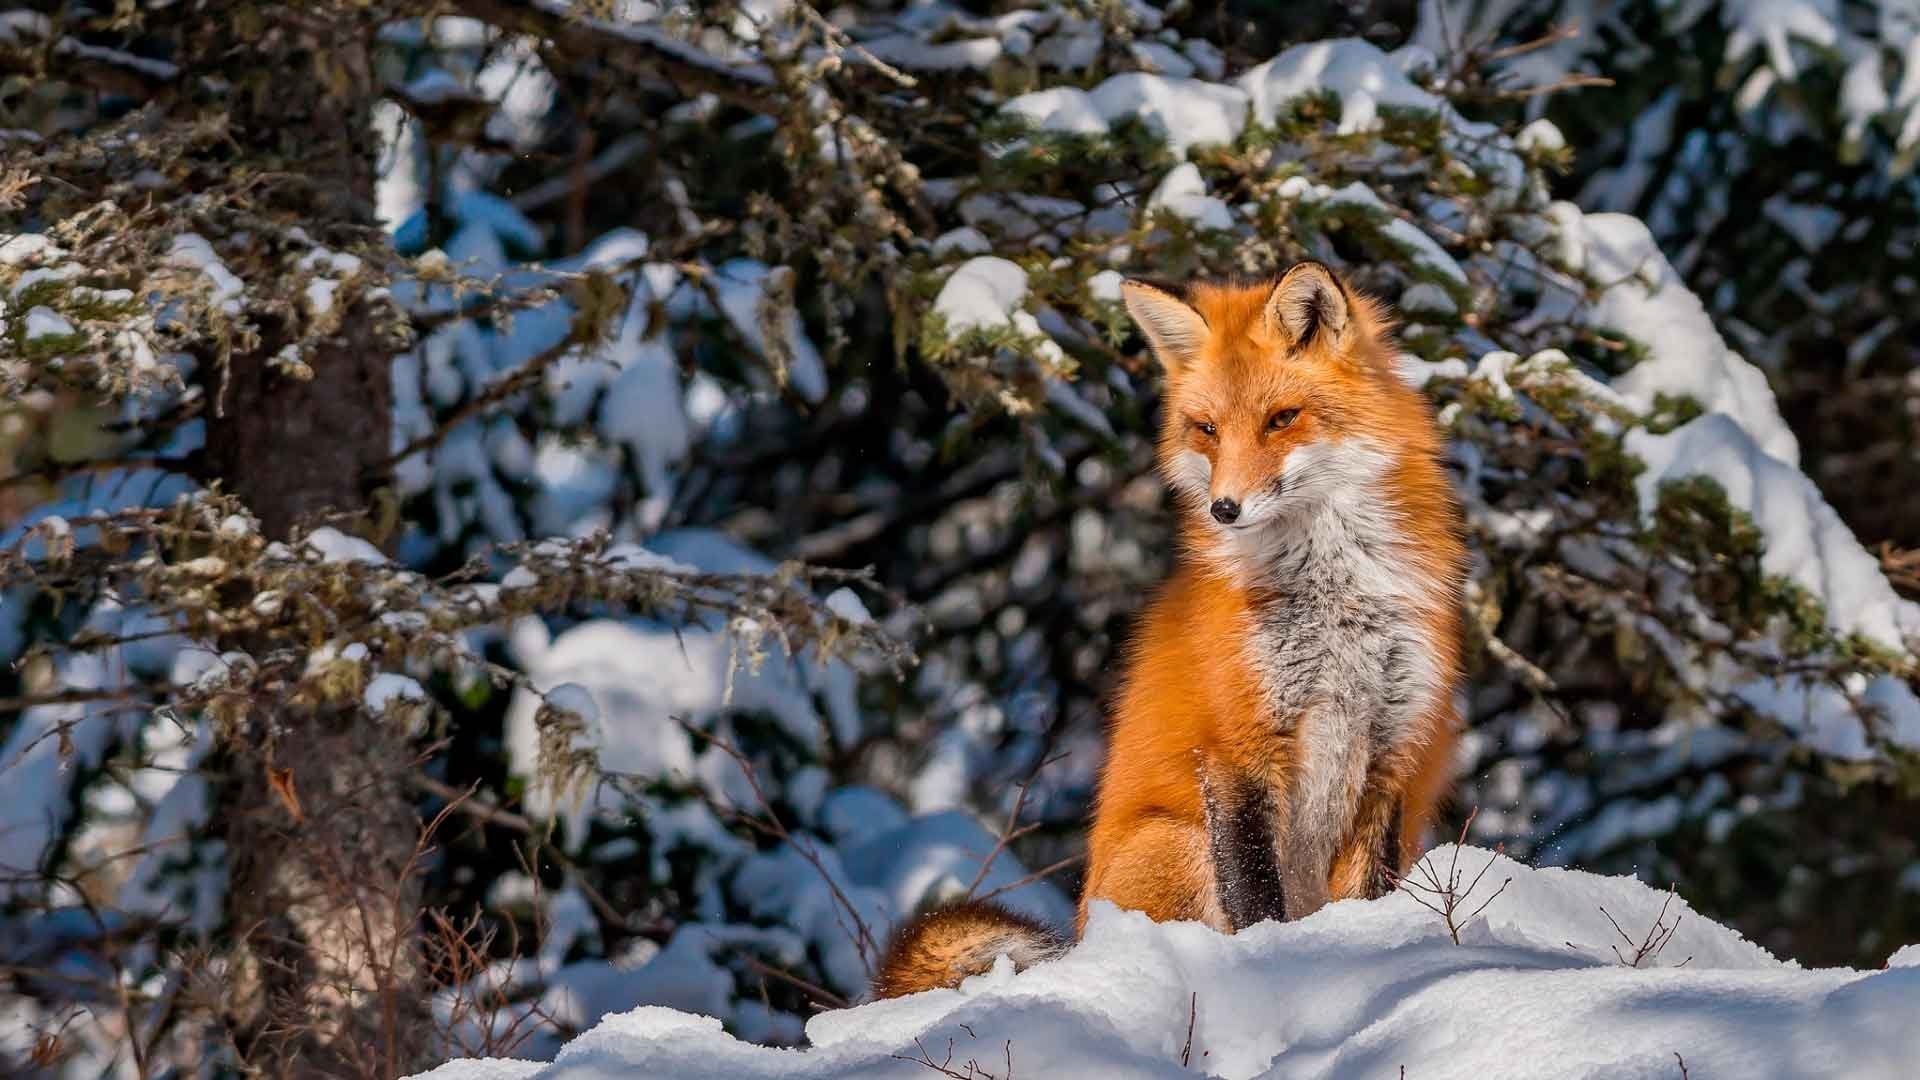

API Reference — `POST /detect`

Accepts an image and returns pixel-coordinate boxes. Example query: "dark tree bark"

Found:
[168,8,424,1075]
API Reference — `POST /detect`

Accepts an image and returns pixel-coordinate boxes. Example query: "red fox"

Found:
[873,262,1467,998]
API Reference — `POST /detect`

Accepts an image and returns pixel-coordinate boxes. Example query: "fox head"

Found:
[1121,262,1439,550]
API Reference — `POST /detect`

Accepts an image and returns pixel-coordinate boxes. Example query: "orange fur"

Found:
[870,901,1065,999]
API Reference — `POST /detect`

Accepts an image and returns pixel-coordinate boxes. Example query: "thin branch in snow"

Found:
[892,1032,1012,1080]
[731,950,850,1012]
[1395,808,1513,945]
[1599,886,1690,969]
[791,1,917,89]
[1181,992,1197,1068]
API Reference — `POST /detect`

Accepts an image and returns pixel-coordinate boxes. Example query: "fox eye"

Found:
[1268,408,1301,431]
[1192,419,1217,438]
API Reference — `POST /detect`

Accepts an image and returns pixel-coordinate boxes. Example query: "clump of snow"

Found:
[929,227,990,258]
[1240,37,1443,134]
[1626,414,1920,648]
[303,526,389,565]
[823,588,872,626]
[409,846,1920,1079]
[0,232,59,265]
[1130,40,1194,78]
[1147,163,1234,232]
[1086,269,1125,303]
[1568,211,1802,467]
[23,306,74,340]
[1000,73,1249,157]
[1516,117,1566,153]
[1724,0,1839,82]
[165,233,245,313]
[1399,281,1458,316]
[860,33,1001,72]
[931,256,1028,334]
[1282,177,1468,290]
[365,672,429,712]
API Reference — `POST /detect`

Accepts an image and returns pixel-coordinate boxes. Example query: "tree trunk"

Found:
[181,10,426,1075]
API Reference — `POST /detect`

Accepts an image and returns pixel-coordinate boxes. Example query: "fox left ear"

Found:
[1121,278,1208,373]
[1265,261,1349,349]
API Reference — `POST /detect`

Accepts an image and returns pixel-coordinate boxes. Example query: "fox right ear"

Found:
[1266,261,1349,349]
[1120,279,1208,372]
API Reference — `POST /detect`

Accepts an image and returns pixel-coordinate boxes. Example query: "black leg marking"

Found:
[1366,798,1403,900]
[1204,773,1287,930]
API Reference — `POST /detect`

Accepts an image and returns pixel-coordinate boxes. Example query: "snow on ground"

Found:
[408,846,1918,1079]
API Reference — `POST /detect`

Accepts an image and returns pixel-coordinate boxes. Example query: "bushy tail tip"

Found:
[870,900,1068,1000]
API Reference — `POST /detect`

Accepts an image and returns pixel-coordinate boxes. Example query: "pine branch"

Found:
[451,0,778,112]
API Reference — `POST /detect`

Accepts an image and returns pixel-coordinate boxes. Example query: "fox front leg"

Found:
[1201,768,1287,930]
[1329,787,1405,902]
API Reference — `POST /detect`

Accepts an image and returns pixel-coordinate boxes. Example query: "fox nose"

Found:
[1210,497,1241,524]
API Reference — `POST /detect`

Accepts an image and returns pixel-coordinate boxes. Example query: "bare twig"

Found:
[1181,992,1197,1068]
[1483,73,1615,101]
[892,1033,1012,1080]
[792,1,917,88]
[963,751,1066,900]
[732,951,850,1011]
[679,719,882,975]
[1599,886,1690,968]
[1394,808,1512,945]
[376,334,576,471]
[971,854,1086,906]
[407,773,625,928]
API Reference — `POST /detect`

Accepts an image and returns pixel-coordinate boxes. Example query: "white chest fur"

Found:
[1229,483,1445,916]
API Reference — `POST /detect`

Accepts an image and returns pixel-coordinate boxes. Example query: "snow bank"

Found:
[409,846,1919,1079]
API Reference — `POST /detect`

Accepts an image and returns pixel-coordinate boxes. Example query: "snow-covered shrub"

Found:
[1413,0,1920,551]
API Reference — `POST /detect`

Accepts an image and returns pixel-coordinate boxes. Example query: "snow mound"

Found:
[407,846,1919,1079]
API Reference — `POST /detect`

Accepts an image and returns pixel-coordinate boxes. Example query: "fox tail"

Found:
[870,900,1069,999]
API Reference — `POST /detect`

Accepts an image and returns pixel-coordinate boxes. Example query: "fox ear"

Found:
[1120,278,1208,371]
[1266,261,1349,349]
